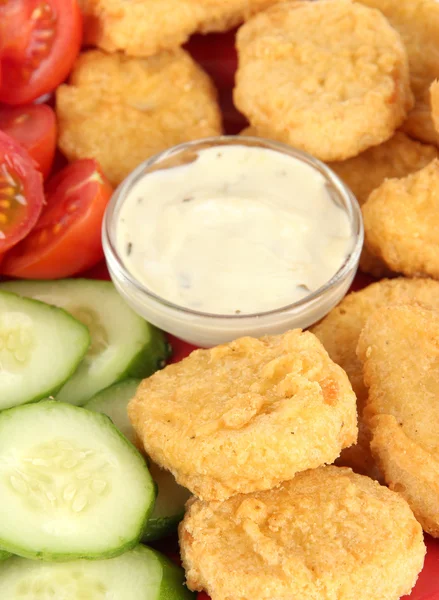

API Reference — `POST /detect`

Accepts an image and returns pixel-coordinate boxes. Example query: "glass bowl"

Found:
[103,136,363,347]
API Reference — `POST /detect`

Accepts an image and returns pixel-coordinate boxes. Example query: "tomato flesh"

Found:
[0,104,57,179]
[0,130,44,253]
[2,159,113,279]
[0,0,82,105]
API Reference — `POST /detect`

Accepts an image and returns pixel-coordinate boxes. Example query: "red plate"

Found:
[88,29,439,600]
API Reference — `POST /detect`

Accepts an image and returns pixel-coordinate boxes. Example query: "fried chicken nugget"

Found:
[128,331,357,502]
[355,0,439,146]
[233,0,413,162]
[79,0,283,57]
[357,304,439,537]
[311,277,439,476]
[362,159,439,278]
[430,80,439,135]
[180,466,425,600]
[56,49,222,186]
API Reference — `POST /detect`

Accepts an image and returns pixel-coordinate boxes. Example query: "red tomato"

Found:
[0,130,44,253]
[0,0,82,105]
[0,104,57,179]
[2,159,113,279]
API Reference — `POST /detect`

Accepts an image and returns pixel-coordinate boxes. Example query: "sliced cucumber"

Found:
[84,379,191,540]
[143,462,191,542]
[0,550,11,561]
[0,279,171,406]
[0,401,155,560]
[0,291,89,411]
[0,545,195,600]
[84,378,141,445]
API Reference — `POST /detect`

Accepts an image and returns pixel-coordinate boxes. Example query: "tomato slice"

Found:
[0,0,82,105]
[0,130,44,253]
[0,104,57,179]
[2,159,113,279]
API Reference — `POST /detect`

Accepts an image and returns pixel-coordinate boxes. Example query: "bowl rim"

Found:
[102,135,364,321]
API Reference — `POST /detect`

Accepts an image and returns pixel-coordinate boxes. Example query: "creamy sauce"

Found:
[116,145,353,315]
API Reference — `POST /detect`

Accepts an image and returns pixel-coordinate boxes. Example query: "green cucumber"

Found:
[0,291,89,410]
[84,379,141,445]
[0,401,155,560]
[0,545,195,600]
[84,380,191,541]
[0,279,171,406]
[143,462,191,542]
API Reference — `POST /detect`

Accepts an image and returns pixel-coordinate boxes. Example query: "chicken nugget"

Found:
[234,0,413,162]
[362,159,439,278]
[311,277,439,476]
[180,466,425,600]
[430,80,439,135]
[56,49,222,186]
[79,0,283,57]
[128,330,357,502]
[355,0,439,146]
[357,304,439,536]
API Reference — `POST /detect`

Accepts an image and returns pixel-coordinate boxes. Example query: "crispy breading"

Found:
[56,49,222,186]
[430,80,439,135]
[355,0,439,146]
[362,159,439,278]
[330,132,438,276]
[128,330,357,502]
[357,304,439,536]
[233,0,413,162]
[180,466,425,600]
[79,0,283,57]
[311,277,439,476]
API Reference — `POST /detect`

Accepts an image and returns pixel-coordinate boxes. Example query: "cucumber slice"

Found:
[143,463,191,542]
[0,401,155,560]
[84,379,191,541]
[0,279,171,406]
[0,291,89,410]
[0,551,11,561]
[84,379,141,445]
[0,545,195,600]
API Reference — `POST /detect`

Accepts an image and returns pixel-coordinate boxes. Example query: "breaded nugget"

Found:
[362,159,439,278]
[357,304,439,536]
[356,0,439,146]
[234,0,413,162]
[311,277,439,476]
[430,80,439,135]
[331,132,438,276]
[56,49,222,186]
[129,331,357,502]
[79,0,283,57]
[180,466,425,600]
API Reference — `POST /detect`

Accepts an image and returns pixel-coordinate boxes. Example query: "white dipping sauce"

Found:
[116,145,352,315]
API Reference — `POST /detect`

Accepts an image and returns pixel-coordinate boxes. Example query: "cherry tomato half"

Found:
[2,159,113,279]
[0,104,57,179]
[0,0,82,105]
[0,130,44,253]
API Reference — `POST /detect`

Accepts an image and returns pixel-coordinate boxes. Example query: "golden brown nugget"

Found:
[129,331,357,502]
[362,159,439,278]
[331,132,438,276]
[356,0,439,146]
[56,49,222,186]
[431,80,439,135]
[180,466,425,600]
[357,304,439,537]
[311,277,439,476]
[234,0,413,162]
[79,0,283,57]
